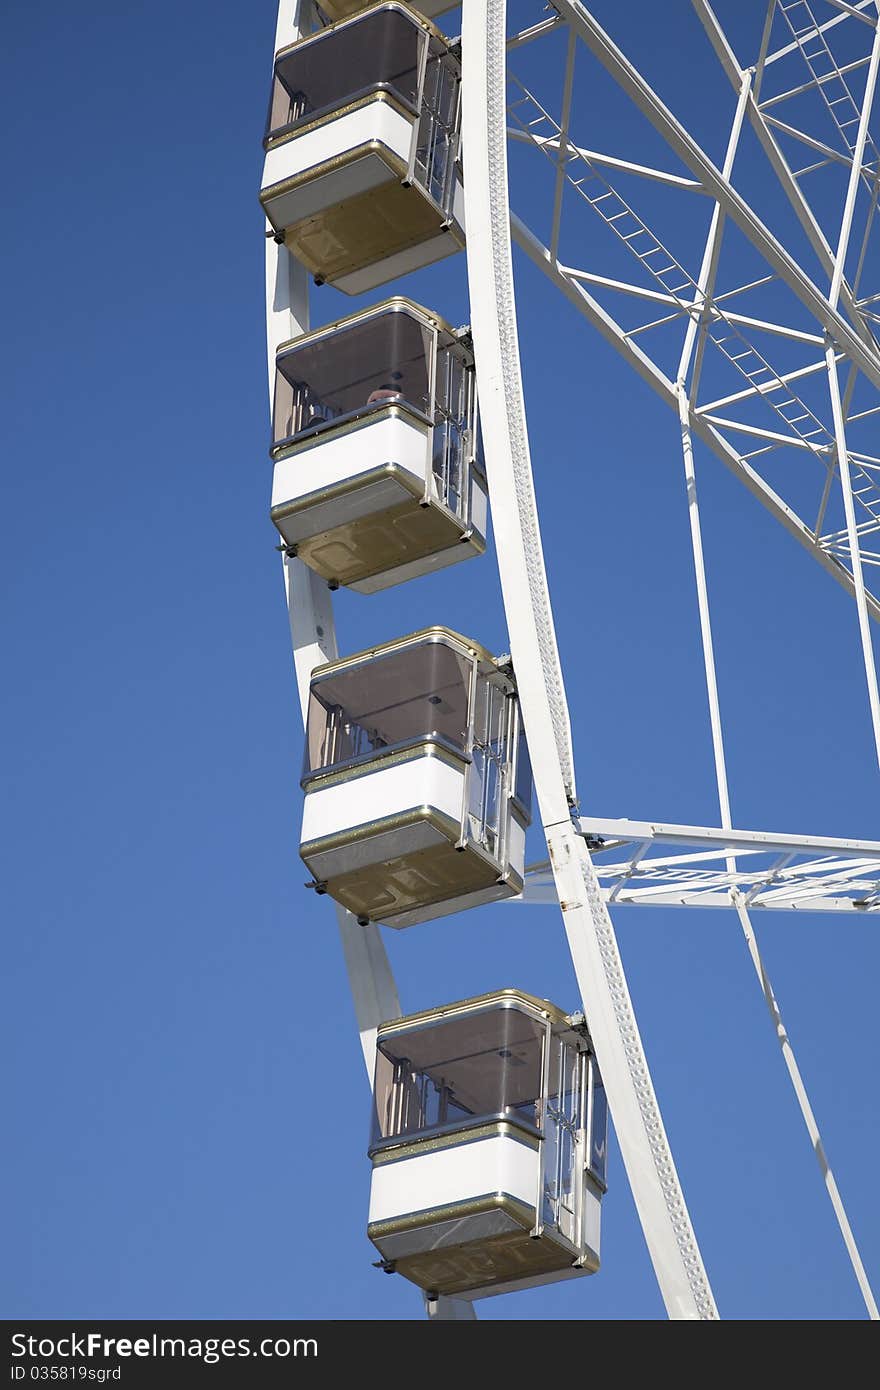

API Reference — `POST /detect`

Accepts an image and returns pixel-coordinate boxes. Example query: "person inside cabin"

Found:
[367,383,404,406]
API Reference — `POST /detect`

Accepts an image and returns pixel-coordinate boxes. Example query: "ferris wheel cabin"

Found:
[270,298,487,592]
[260,4,464,295]
[299,628,532,928]
[368,989,607,1299]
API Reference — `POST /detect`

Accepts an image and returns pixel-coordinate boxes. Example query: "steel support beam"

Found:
[692,0,877,354]
[511,213,880,621]
[464,0,718,1319]
[559,0,880,384]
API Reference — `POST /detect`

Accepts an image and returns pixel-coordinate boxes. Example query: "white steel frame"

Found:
[521,818,880,913]
[500,0,879,1320]
[264,0,880,1322]
[461,0,718,1321]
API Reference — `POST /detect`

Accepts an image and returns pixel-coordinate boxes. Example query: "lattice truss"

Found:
[506,0,880,607]
[503,0,880,915]
[519,817,880,911]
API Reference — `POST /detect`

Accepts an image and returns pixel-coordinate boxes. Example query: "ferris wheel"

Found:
[260,0,880,1320]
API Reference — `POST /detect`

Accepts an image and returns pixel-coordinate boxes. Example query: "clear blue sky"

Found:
[2,0,878,1322]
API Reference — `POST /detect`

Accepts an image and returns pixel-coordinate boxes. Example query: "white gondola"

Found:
[299,628,532,927]
[368,989,607,1299]
[260,4,464,295]
[270,298,487,592]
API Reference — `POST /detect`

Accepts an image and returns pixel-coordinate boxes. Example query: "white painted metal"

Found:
[824,8,880,770]
[555,0,880,388]
[261,0,880,1322]
[671,49,880,1301]
[669,81,864,1299]
[690,0,880,783]
[681,162,876,1304]
[369,1130,603,1300]
[261,105,412,228]
[507,1,880,646]
[520,816,880,914]
[485,0,880,1317]
[270,408,488,591]
[462,0,718,1320]
[267,0,402,1083]
[732,894,879,1319]
[301,754,465,851]
[369,1133,538,1223]
[579,817,880,857]
[272,415,431,525]
[510,212,880,624]
[828,346,880,769]
[502,0,879,1322]
[299,751,526,926]
[266,0,476,1323]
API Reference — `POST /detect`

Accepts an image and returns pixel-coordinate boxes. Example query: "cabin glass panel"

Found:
[371,1004,548,1151]
[432,347,472,525]
[468,677,510,860]
[303,641,473,780]
[413,51,459,207]
[542,1037,584,1236]
[272,306,477,525]
[589,1058,608,1186]
[273,311,433,444]
[265,8,424,146]
[513,716,533,820]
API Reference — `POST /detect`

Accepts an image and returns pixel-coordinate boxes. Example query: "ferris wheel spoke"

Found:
[681,192,879,1308]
